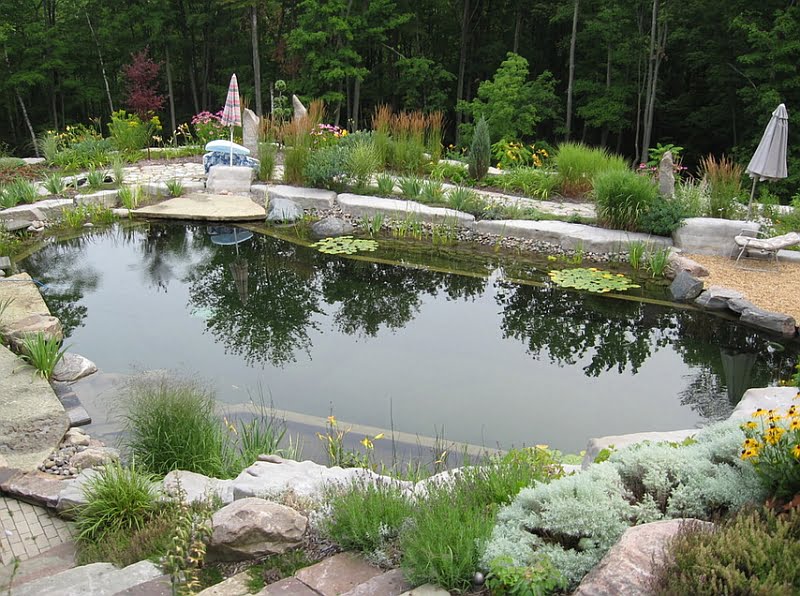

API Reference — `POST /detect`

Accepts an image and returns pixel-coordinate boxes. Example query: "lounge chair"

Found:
[732,229,800,269]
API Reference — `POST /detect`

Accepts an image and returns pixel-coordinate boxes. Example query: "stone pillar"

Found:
[242,108,260,156]
[292,95,308,122]
[658,150,675,198]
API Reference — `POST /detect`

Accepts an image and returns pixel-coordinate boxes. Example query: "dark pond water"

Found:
[21,223,800,452]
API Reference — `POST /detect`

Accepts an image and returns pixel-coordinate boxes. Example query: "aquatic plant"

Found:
[647,247,671,278]
[165,179,184,197]
[398,176,423,200]
[312,236,378,255]
[375,173,395,196]
[43,172,66,196]
[20,332,68,379]
[118,185,141,209]
[547,267,640,294]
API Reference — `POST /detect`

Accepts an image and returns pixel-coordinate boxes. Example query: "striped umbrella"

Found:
[220,74,242,165]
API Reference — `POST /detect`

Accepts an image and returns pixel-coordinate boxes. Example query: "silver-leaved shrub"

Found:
[482,420,765,590]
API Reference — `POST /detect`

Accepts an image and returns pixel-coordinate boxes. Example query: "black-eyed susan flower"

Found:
[793,445,800,459]
[765,426,785,445]
[743,421,758,430]
[753,408,769,418]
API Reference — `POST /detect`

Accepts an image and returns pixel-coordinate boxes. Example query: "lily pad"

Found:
[312,236,379,255]
[548,267,640,294]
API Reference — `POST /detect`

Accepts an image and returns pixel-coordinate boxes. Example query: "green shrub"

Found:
[0,157,24,168]
[646,246,671,278]
[111,155,126,186]
[430,161,470,185]
[468,117,491,181]
[165,179,184,197]
[86,166,107,189]
[258,142,277,181]
[447,186,487,216]
[2,178,38,206]
[108,110,153,152]
[323,481,413,564]
[638,199,687,236]
[673,178,707,217]
[37,133,60,164]
[555,143,628,197]
[594,170,658,230]
[303,144,347,190]
[43,172,66,196]
[283,144,311,186]
[484,421,765,591]
[75,460,160,542]
[652,509,800,596]
[20,333,68,379]
[122,375,227,477]
[499,167,559,199]
[118,185,141,209]
[419,180,445,204]
[375,173,395,196]
[398,176,423,200]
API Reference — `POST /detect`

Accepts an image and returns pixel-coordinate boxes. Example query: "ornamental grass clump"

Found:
[593,169,658,231]
[122,375,227,478]
[20,332,68,379]
[555,142,628,197]
[740,403,800,499]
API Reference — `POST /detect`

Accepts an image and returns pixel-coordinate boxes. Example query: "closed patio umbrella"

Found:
[220,74,242,166]
[745,103,788,218]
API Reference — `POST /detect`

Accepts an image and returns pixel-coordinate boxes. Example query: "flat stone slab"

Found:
[0,470,68,508]
[399,585,451,596]
[582,428,698,469]
[673,217,759,256]
[75,190,118,208]
[0,199,72,223]
[341,568,411,596]
[730,386,798,420]
[10,560,162,596]
[197,571,251,595]
[268,185,336,210]
[0,273,53,324]
[337,194,475,227]
[476,220,672,253]
[132,193,266,221]
[0,345,69,472]
[163,470,234,505]
[0,542,76,593]
[257,577,319,595]
[295,553,383,596]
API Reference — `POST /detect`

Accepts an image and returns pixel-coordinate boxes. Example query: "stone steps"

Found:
[7,560,163,596]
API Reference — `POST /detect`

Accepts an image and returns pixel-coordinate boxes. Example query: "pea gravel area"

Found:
[686,253,800,322]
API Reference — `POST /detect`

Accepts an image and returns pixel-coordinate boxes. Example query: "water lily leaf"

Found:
[312,236,378,255]
[548,267,639,294]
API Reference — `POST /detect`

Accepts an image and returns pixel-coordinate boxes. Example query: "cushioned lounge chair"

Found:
[732,230,800,269]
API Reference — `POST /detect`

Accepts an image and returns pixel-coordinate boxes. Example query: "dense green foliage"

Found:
[652,509,800,595]
[2,1,798,197]
[593,169,658,230]
[468,117,491,181]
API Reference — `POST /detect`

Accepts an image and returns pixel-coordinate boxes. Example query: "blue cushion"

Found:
[204,139,250,156]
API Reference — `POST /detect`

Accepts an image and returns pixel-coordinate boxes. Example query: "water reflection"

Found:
[19,223,800,440]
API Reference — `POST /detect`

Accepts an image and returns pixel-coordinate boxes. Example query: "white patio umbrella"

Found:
[745,103,788,218]
[220,74,242,166]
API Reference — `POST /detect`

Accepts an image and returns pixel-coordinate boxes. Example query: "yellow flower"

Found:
[768,413,783,423]
[740,449,757,460]
[374,433,385,440]
[790,419,800,431]
[327,415,337,426]
[788,405,797,417]
[360,437,373,450]
[753,408,769,418]
[535,444,549,450]
[793,445,800,459]
[743,421,758,430]
[765,426,785,445]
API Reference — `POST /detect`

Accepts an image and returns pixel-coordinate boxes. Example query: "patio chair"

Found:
[732,229,800,270]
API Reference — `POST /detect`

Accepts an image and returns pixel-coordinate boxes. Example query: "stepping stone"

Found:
[132,194,265,222]
[0,542,76,593]
[9,560,162,595]
[295,553,383,596]
[341,568,411,596]
[399,585,451,595]
[196,571,250,595]
[112,574,172,595]
[257,577,318,595]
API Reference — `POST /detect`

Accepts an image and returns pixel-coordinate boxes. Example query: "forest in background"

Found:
[0,0,798,193]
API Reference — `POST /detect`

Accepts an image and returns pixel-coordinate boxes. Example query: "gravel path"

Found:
[686,253,800,322]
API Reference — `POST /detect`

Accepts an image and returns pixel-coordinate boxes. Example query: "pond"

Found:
[21,222,800,453]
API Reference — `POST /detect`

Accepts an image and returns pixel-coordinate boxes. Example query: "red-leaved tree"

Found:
[122,48,165,118]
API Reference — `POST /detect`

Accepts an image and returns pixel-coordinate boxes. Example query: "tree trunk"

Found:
[251,5,262,116]
[512,8,522,54]
[352,76,361,131]
[565,0,579,142]
[640,0,660,164]
[86,11,114,114]
[600,44,611,147]
[17,91,38,157]
[454,0,470,146]
[50,73,59,130]
[166,45,177,145]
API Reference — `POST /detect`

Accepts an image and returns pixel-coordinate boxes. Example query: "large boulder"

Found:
[52,352,98,382]
[338,194,475,228]
[242,108,260,156]
[730,386,799,420]
[664,252,709,280]
[739,307,796,338]
[669,270,704,302]
[208,497,307,561]
[71,447,120,471]
[3,314,63,352]
[292,95,308,121]
[658,151,675,198]
[163,470,234,505]
[206,165,254,196]
[672,217,759,256]
[266,198,303,223]
[581,429,698,469]
[267,185,336,210]
[573,519,713,596]
[310,216,354,239]
[232,455,408,501]
[694,285,744,310]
